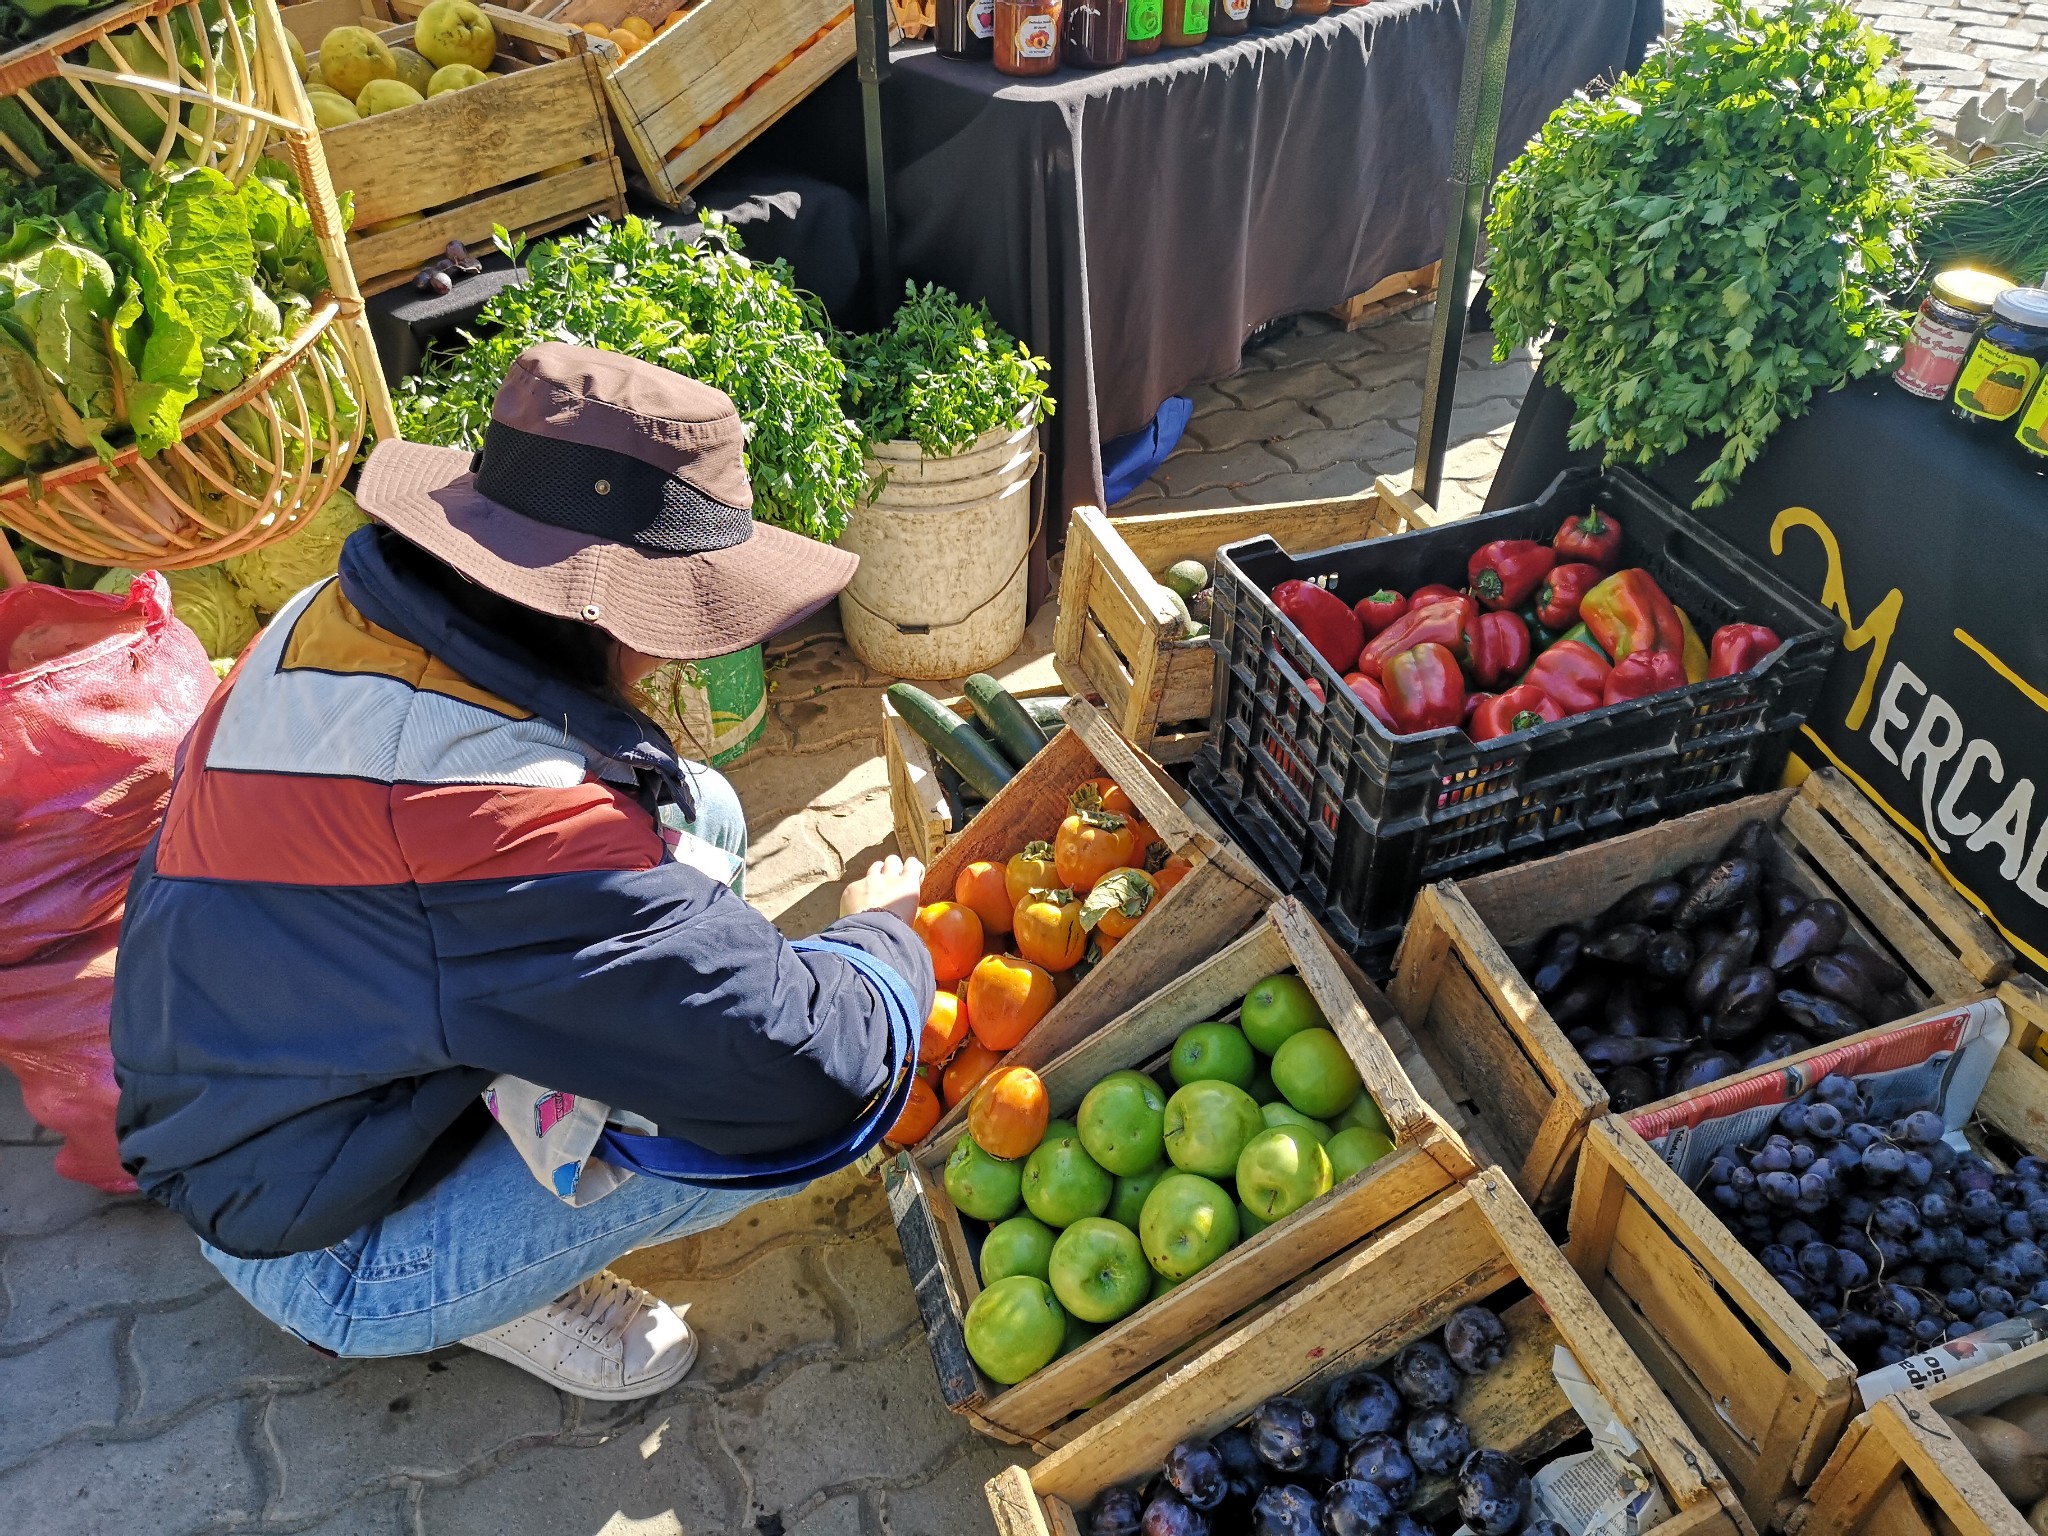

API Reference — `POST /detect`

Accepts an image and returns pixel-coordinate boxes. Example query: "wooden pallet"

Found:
[1564,974,2048,1530]
[1388,768,2016,1214]
[1789,1336,2048,1536]
[1329,261,1441,331]
[986,1167,1754,1534]
[890,897,1475,1448]
[284,0,626,293]
[1052,478,1446,766]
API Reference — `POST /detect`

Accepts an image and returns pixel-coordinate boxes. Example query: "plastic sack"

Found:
[0,574,216,1190]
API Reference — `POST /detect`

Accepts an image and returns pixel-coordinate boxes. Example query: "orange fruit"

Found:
[943,1039,1002,1107]
[955,860,1015,935]
[914,900,984,983]
[885,1076,941,1147]
[967,954,1058,1050]
[582,20,612,35]
[1055,808,1134,893]
[1084,867,1157,940]
[968,1066,1050,1160]
[1005,841,1057,909]
[1152,854,1194,897]
[921,989,970,1067]
[1014,887,1087,973]
[1072,777,1137,820]
[618,14,654,39]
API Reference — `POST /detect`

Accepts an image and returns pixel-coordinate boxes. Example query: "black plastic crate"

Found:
[1191,465,1842,967]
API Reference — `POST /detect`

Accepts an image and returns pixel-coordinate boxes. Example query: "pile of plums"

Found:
[1696,1071,2048,1369]
[1084,1304,1568,1536]
[1520,819,1917,1111]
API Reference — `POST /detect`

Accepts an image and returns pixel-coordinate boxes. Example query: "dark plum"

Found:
[1894,1110,1945,1146]
[1402,1409,1473,1476]
[1341,1434,1416,1507]
[1165,1439,1228,1510]
[1443,1306,1510,1375]
[1215,1429,1262,1482]
[1324,1371,1403,1443]
[1088,1486,1146,1536]
[1248,1483,1319,1536]
[1140,1489,1207,1536]
[1387,1519,1429,1536]
[1292,1434,1343,1490]
[1862,1145,1907,1181]
[1319,1479,1394,1536]
[1455,1449,1532,1536]
[1390,1341,1460,1410]
[1249,1398,1318,1473]
[1525,1524,1573,1536]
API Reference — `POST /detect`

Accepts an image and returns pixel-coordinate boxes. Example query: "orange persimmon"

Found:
[1151,854,1194,897]
[965,954,1057,1050]
[1080,866,1156,940]
[1072,777,1137,820]
[1054,807,1134,892]
[942,1038,1002,1106]
[1005,841,1057,909]
[912,900,984,983]
[920,989,970,1067]
[967,1066,1050,1160]
[1013,887,1087,973]
[954,859,1015,935]
[884,1075,941,1146]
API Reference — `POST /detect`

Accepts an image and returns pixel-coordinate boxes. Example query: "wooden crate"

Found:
[1329,261,1441,331]
[884,680,1065,870]
[544,0,853,207]
[1052,477,1456,766]
[1563,974,2048,1530]
[985,1167,1753,1535]
[1790,1337,2048,1536]
[1387,767,2016,1214]
[285,0,626,293]
[889,896,1476,1448]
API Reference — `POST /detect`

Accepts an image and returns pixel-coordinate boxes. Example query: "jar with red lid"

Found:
[1064,0,1126,65]
[995,0,1063,74]
[1126,0,1162,52]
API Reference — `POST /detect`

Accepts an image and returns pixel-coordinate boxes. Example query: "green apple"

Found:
[1162,1079,1263,1178]
[1236,1124,1334,1222]
[1327,1125,1395,1183]
[1048,1217,1149,1324]
[1108,1159,1170,1230]
[1021,1121,1113,1227]
[1335,1091,1393,1139]
[980,1215,1057,1285]
[1260,1102,1331,1142]
[1270,1027,1363,1119]
[1059,1312,1103,1357]
[1140,1172,1240,1281]
[1237,1200,1269,1239]
[1077,1069,1168,1176]
[1168,1021,1256,1089]
[1247,1062,1278,1104]
[963,1275,1065,1384]
[945,1134,1022,1222]
[1239,971,1326,1055]
[1149,1269,1181,1301]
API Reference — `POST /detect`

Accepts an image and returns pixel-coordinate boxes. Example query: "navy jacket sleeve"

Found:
[420,861,936,1156]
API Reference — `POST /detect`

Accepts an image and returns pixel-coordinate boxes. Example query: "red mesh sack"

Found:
[0,575,216,1190]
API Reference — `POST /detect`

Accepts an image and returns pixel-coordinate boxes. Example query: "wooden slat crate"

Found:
[1387,767,2015,1214]
[284,0,626,293]
[1053,478,1456,766]
[889,897,1476,1448]
[545,0,853,207]
[1789,1336,2048,1536]
[1329,261,1441,331]
[1563,974,2048,1530]
[985,1168,1753,1535]
[883,682,1065,870]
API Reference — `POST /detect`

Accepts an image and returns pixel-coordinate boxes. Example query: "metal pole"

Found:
[855,0,898,319]
[1412,0,1518,507]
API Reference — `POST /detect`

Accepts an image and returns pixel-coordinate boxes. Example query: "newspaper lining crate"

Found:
[1563,975,2048,1530]
[1387,768,2016,1213]
[984,1168,1753,1536]
[283,0,626,293]
[1789,1336,2048,1536]
[888,897,1475,1448]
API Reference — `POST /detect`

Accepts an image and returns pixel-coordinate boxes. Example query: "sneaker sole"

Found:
[462,1324,699,1402]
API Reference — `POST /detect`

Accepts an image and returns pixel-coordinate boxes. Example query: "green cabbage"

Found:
[223,487,365,612]
[0,232,120,460]
[97,560,258,658]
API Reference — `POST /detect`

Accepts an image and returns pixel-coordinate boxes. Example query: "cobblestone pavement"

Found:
[8,6,2043,1532]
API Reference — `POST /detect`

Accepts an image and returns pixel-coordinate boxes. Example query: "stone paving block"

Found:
[1333,345,1426,392]
[1242,318,1358,372]
[778,683,887,753]
[816,1228,918,1352]
[1270,421,1415,478]
[1153,485,1254,512]
[877,1437,1016,1536]
[625,1171,891,1283]
[1185,397,1323,453]
[1989,56,2048,76]
[615,1241,841,1392]
[0,1144,126,1237]
[814,793,898,878]
[1235,461,1382,506]
[1308,380,1423,433]
[1214,361,1357,414]
[1186,382,1240,420]
[1454,356,1539,405]
[744,820,841,911]
[0,1075,46,1145]
[789,1492,868,1536]
[732,743,889,834]
[129,1285,353,1424]
[0,1399,258,1535]
[292,1492,414,1534]
[1151,442,1291,498]
[0,1315,120,1469]
[263,1351,563,1524]
[0,1202,222,1346]
[772,636,880,695]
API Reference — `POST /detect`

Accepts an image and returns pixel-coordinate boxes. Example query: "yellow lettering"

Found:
[1770,507,1904,730]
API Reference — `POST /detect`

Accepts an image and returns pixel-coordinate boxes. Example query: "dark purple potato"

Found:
[1390,1340,1460,1410]
[1403,1408,1473,1476]
[1443,1305,1509,1375]
[1165,1438,1228,1510]
[1088,1486,1146,1536]
[1455,1450,1532,1536]
[1319,1478,1395,1536]
[1250,1397,1318,1473]
[1342,1433,1416,1506]
[1249,1482,1319,1536]
[1324,1370,1403,1443]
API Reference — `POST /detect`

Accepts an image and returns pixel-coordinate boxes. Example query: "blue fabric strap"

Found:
[594,938,921,1188]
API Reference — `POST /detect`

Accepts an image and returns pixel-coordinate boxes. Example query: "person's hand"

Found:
[840,854,925,925]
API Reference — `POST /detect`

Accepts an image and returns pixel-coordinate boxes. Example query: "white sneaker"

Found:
[462,1270,698,1400]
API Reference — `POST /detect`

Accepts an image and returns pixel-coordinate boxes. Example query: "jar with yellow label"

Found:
[1952,287,2048,427]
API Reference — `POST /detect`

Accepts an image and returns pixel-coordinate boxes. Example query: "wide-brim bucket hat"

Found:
[355,341,857,660]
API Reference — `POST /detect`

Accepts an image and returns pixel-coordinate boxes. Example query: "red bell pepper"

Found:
[1534,562,1605,630]
[1272,579,1365,674]
[1709,622,1782,678]
[1601,649,1688,705]
[1381,643,1466,734]
[1555,621,1608,660]
[1580,569,1684,662]
[1463,609,1532,689]
[1353,589,1409,636]
[1467,540,1556,612]
[1356,596,1475,679]
[1342,671,1396,730]
[1522,639,1610,715]
[1303,677,1326,705]
[1464,691,1493,726]
[1553,507,1623,566]
[1470,684,1566,743]
[1411,582,1463,608]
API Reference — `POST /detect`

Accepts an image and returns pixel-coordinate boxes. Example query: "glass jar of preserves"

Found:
[1248,0,1292,24]
[936,0,997,59]
[1127,0,1162,52]
[1163,0,1207,45]
[1064,0,1127,64]
[1951,287,2048,428]
[1210,0,1249,35]
[1895,269,2009,401]
[1294,0,1330,14]
[995,0,1064,74]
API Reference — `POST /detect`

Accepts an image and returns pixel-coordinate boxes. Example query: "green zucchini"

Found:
[1021,695,1069,734]
[888,683,1016,801]
[964,673,1050,768]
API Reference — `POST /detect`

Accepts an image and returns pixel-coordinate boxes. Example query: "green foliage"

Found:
[395,216,866,543]
[837,282,1052,457]
[1911,144,2048,291]
[1485,0,1935,507]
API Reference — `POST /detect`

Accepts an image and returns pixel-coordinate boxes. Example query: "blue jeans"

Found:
[204,762,792,1357]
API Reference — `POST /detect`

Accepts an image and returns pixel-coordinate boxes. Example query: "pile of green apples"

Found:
[951,971,1398,1386]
